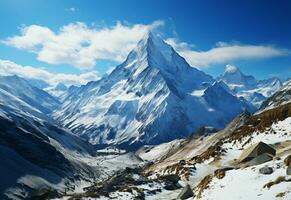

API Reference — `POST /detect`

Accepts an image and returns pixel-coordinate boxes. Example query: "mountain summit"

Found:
[220,64,257,88]
[55,32,254,150]
[218,64,283,107]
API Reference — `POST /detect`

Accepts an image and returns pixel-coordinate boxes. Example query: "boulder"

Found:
[247,153,273,166]
[179,160,186,165]
[239,142,276,163]
[177,184,194,199]
[160,174,180,184]
[287,166,291,175]
[284,155,291,166]
[160,174,181,191]
[163,181,182,191]
[259,166,273,175]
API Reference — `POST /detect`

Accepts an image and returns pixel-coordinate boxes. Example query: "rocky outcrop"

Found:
[177,184,194,199]
[259,166,273,175]
[238,142,276,163]
[284,155,291,166]
[247,153,274,166]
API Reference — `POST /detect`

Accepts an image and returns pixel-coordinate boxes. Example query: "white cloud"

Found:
[167,40,290,68]
[165,38,194,51]
[3,21,164,69]
[0,59,100,86]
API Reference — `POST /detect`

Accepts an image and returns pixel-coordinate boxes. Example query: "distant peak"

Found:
[55,83,67,91]
[224,64,240,74]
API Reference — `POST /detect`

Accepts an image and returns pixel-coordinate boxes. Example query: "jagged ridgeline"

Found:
[53,32,255,150]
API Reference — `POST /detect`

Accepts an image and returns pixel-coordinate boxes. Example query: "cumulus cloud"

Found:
[3,21,164,69]
[0,59,100,86]
[165,38,194,51]
[167,40,290,68]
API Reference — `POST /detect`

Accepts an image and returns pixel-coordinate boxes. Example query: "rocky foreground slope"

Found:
[62,81,291,200]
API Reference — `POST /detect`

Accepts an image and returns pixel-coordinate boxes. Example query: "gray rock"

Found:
[284,155,291,166]
[248,153,273,166]
[239,142,276,163]
[177,184,194,199]
[259,166,273,175]
[287,166,291,175]
[160,174,180,184]
[161,174,181,191]
[179,160,186,165]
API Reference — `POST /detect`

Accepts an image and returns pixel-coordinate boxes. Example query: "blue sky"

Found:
[0,0,290,85]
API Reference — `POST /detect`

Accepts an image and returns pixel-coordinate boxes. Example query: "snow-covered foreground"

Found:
[113,115,290,200]
[195,117,291,200]
[198,159,291,200]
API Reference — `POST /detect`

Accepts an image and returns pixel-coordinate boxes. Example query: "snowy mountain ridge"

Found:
[218,64,283,107]
[61,75,291,200]
[0,75,144,200]
[54,32,255,150]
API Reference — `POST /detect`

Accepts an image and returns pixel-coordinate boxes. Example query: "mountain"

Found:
[54,32,255,150]
[219,64,257,89]
[0,106,99,200]
[203,81,255,117]
[127,79,291,200]
[0,75,60,121]
[0,76,143,199]
[44,83,68,99]
[26,78,50,90]
[64,77,291,200]
[260,80,291,111]
[218,65,283,108]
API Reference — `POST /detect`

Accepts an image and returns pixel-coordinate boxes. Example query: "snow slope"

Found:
[0,75,60,120]
[134,84,291,200]
[259,80,291,112]
[0,78,143,199]
[0,104,143,199]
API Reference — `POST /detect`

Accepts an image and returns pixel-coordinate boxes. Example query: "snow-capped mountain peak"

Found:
[124,31,197,81]
[220,64,257,88]
[218,65,283,108]
[54,34,256,150]
[133,31,173,61]
[224,64,240,74]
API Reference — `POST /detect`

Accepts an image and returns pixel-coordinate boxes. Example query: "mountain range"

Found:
[0,32,290,199]
[53,33,257,149]
[56,77,291,200]
[0,33,285,151]
[218,64,283,107]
